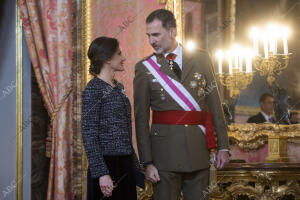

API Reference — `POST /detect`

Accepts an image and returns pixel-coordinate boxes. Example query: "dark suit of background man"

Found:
[134,9,230,200]
[247,93,275,123]
[290,112,300,124]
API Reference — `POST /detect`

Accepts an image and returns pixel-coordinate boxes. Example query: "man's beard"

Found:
[153,46,164,54]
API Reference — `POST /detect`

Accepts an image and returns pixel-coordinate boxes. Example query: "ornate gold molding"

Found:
[16,2,23,200]
[228,123,300,150]
[81,0,92,89]
[165,0,184,44]
[137,180,153,200]
[81,0,91,199]
[211,164,300,200]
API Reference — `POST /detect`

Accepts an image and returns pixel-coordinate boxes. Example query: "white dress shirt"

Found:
[261,111,273,122]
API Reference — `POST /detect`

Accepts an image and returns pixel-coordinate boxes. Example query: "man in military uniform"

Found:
[134,9,229,200]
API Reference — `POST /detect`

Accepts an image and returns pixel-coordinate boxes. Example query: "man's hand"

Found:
[99,175,114,197]
[145,164,160,183]
[216,151,229,169]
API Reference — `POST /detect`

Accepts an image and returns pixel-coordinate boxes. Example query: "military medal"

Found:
[198,78,206,88]
[193,72,203,80]
[169,60,174,70]
[192,72,207,97]
[152,78,157,83]
[160,88,166,100]
[166,53,177,71]
[197,88,205,97]
[190,80,197,89]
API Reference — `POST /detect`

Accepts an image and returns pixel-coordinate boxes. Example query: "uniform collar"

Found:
[164,43,182,68]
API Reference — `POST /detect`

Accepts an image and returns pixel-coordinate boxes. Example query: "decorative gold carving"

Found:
[137,180,184,200]
[218,68,254,97]
[210,164,300,200]
[266,135,289,162]
[253,54,291,85]
[228,123,300,151]
[16,3,23,200]
[137,180,153,200]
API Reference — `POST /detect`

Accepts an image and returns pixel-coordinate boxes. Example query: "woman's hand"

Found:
[99,175,114,197]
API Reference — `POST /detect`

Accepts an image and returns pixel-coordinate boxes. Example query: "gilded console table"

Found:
[137,163,300,200]
[210,163,300,200]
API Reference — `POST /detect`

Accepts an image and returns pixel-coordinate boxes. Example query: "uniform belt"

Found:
[152,110,211,125]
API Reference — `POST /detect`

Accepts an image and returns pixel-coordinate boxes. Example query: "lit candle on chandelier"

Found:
[233,45,239,69]
[282,27,290,55]
[250,27,259,56]
[216,50,223,74]
[239,52,243,72]
[227,52,233,74]
[245,49,253,73]
[262,32,269,58]
[267,24,278,55]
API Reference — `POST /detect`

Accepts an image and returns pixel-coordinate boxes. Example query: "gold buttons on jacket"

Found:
[154,132,158,136]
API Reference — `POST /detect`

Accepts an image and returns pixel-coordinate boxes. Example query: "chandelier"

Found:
[215,45,254,97]
[250,24,291,85]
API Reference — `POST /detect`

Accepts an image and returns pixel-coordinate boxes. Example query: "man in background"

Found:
[247,93,275,123]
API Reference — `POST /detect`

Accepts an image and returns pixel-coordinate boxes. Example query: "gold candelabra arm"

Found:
[218,69,254,97]
[253,54,291,85]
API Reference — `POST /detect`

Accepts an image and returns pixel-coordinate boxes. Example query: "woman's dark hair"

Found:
[88,37,119,75]
[146,9,176,30]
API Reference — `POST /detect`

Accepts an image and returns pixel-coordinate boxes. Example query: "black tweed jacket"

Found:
[82,77,139,178]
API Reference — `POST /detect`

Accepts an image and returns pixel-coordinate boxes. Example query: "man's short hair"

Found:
[146,9,176,30]
[259,93,274,103]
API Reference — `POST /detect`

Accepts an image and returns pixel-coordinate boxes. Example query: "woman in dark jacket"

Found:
[82,37,140,200]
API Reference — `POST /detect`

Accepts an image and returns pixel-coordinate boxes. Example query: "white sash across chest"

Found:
[142,55,206,134]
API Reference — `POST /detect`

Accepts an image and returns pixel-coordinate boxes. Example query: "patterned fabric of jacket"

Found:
[82,77,139,178]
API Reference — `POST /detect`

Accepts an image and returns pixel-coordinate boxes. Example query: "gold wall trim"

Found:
[81,0,92,89]
[165,0,184,44]
[16,2,23,200]
[81,0,91,199]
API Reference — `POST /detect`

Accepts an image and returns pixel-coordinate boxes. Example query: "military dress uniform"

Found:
[134,44,229,200]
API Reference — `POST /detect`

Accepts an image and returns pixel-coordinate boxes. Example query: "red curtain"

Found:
[18,0,73,199]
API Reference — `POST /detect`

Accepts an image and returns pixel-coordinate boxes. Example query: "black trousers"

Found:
[87,155,137,200]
